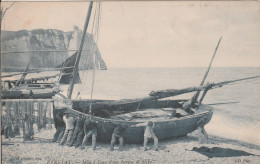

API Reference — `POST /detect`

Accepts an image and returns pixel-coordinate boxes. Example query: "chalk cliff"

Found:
[1,26,107,71]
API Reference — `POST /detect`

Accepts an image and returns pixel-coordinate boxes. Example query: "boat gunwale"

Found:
[67,104,214,124]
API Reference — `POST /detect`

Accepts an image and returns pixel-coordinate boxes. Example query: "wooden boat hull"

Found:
[68,99,214,144]
[1,83,60,99]
[1,89,59,99]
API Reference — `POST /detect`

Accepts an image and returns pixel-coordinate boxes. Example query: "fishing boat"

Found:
[1,82,60,99]
[1,41,94,99]
[1,56,61,99]
[66,74,260,143]
[67,99,213,143]
[55,1,260,144]
[1,45,85,99]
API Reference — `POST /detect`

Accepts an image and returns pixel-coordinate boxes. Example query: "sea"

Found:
[2,67,260,145]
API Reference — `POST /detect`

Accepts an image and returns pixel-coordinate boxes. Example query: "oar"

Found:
[205,101,240,106]
[1,67,73,78]
[149,75,260,98]
[1,49,80,54]
[1,71,40,78]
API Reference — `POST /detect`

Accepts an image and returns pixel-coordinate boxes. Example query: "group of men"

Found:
[53,110,160,151]
[53,111,98,150]
[53,110,208,151]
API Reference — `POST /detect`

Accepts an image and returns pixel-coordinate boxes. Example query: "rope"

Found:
[89,50,97,113]
[76,2,102,99]
[89,2,102,113]
[76,48,91,99]
[91,3,98,35]
[74,3,102,105]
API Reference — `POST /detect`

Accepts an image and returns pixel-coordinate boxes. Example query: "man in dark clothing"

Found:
[67,115,85,148]
[1,116,5,136]
[110,124,127,151]
[13,122,20,136]
[4,116,15,140]
[52,110,65,143]
[81,118,98,150]
[22,112,34,141]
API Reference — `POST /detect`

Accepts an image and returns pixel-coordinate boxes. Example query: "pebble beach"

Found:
[2,128,260,164]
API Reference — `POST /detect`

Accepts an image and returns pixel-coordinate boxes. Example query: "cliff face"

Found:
[1,27,107,71]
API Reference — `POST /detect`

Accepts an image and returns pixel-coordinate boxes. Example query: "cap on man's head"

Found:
[64,111,70,114]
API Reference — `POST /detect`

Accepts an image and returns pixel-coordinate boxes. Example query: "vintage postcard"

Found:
[1,1,260,163]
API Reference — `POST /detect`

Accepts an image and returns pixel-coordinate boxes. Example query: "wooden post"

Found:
[37,101,42,131]
[26,101,30,133]
[28,101,34,138]
[10,101,14,118]
[24,101,29,140]
[32,102,36,125]
[14,101,19,124]
[13,101,20,136]
[40,101,43,130]
[5,101,11,120]
[19,101,23,127]
[43,102,47,129]
[20,101,26,138]
[40,101,45,129]
[47,102,53,129]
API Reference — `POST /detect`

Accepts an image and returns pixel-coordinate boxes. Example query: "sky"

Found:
[1,1,260,68]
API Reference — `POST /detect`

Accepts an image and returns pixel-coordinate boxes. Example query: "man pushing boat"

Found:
[110,123,129,151]
[67,114,85,148]
[59,112,75,146]
[81,116,98,150]
[52,110,65,143]
[196,116,208,144]
[132,121,159,151]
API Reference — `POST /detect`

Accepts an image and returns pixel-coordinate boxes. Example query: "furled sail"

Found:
[57,52,81,84]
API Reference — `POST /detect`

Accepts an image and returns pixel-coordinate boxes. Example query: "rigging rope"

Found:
[76,2,102,102]
[76,40,91,99]
[76,2,102,99]
[89,2,102,113]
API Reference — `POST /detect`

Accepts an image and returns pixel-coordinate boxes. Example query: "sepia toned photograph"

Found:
[1,1,260,163]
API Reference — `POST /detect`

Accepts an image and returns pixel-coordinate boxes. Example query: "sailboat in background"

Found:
[1,36,106,99]
[1,20,106,99]
[1,55,61,99]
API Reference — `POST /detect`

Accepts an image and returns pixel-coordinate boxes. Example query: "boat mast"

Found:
[192,37,222,100]
[67,1,93,99]
[15,55,34,86]
[182,37,222,110]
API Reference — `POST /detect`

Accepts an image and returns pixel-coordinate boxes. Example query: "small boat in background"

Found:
[1,82,60,99]
[1,56,61,99]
